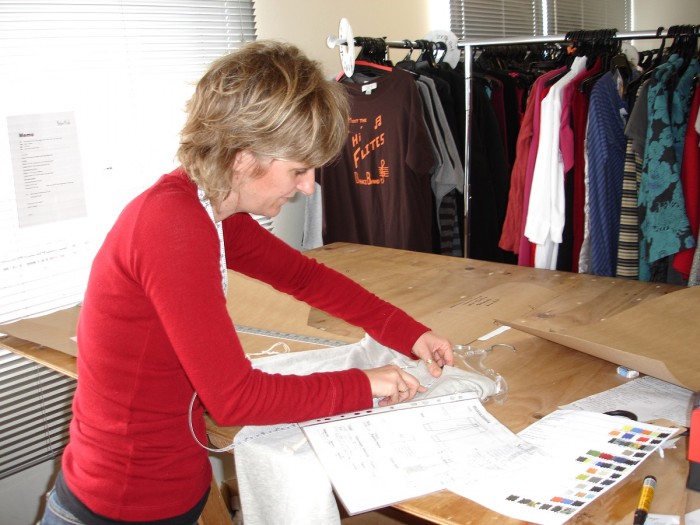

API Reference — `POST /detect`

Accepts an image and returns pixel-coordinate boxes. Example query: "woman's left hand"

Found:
[411,331,454,377]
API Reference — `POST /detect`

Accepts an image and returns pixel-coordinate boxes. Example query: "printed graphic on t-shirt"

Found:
[351,115,388,185]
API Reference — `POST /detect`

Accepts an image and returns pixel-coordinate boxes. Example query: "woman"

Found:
[41,40,453,524]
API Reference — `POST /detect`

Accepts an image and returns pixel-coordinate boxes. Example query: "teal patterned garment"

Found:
[638,54,700,281]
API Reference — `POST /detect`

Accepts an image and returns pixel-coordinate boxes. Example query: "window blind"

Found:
[0,1,256,325]
[545,0,631,34]
[450,0,630,39]
[450,0,543,40]
[0,0,255,479]
[0,347,76,479]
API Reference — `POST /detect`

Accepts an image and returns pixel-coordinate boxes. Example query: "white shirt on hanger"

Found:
[524,56,588,270]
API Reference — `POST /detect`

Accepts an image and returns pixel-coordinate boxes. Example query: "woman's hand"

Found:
[411,331,454,377]
[363,365,427,406]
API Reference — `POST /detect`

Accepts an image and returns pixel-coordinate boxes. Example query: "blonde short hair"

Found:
[177,40,350,202]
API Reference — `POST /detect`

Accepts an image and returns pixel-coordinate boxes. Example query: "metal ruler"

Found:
[234,324,348,347]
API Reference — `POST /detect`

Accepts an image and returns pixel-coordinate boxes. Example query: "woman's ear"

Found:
[233,150,258,171]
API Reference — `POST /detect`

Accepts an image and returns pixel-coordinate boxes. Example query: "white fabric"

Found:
[578,112,593,274]
[525,56,587,270]
[197,187,227,294]
[233,335,497,524]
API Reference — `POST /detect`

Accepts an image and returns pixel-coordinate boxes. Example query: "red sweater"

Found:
[63,168,429,521]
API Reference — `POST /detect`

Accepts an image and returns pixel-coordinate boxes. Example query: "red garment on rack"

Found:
[516,67,566,265]
[499,75,538,253]
[672,86,700,278]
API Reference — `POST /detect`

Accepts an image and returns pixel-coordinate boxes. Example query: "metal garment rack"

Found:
[457,28,673,258]
[328,25,676,258]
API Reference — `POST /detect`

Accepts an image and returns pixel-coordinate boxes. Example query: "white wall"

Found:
[633,0,700,50]
[254,0,450,78]
[0,459,59,525]
[254,0,451,248]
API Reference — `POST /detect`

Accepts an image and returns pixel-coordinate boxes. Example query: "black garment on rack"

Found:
[478,68,523,170]
[422,62,467,166]
[466,78,513,263]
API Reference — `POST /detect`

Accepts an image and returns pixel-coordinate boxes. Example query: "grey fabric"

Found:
[233,335,497,524]
[301,182,323,251]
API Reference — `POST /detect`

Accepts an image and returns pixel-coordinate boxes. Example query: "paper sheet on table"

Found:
[560,375,694,427]
[646,515,681,525]
[498,285,700,391]
[686,508,700,525]
[448,410,677,525]
[300,393,534,516]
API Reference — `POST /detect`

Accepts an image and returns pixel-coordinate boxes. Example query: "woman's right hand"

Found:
[362,365,427,406]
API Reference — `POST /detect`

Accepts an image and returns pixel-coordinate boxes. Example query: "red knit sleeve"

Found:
[224,214,431,356]
[132,182,374,426]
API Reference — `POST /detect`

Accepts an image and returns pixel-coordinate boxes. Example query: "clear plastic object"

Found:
[452,343,515,404]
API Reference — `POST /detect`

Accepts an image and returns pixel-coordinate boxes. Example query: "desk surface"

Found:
[3,242,697,524]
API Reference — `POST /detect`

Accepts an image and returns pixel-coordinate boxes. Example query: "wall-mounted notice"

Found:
[7,112,86,227]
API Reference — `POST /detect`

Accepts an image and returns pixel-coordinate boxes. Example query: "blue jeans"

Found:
[40,488,199,525]
[40,489,82,525]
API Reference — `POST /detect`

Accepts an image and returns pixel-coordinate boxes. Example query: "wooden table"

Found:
[212,242,698,524]
[3,242,698,524]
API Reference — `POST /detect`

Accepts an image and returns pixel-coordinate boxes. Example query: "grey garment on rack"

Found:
[625,79,651,158]
[415,80,443,183]
[689,245,700,286]
[233,335,497,525]
[417,76,464,204]
[301,182,323,251]
[416,76,464,255]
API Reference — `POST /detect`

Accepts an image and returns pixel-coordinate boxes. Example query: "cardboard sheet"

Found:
[499,285,700,391]
[418,282,561,344]
[308,281,561,345]
[0,305,80,357]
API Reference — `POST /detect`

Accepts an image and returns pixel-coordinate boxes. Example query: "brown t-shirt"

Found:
[317,68,436,253]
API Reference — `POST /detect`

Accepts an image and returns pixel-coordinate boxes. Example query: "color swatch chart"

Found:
[449,410,675,525]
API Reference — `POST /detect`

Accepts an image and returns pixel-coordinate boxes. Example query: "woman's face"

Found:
[228,152,316,218]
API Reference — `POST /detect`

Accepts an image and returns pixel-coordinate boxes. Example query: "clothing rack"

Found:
[457,27,680,257]
[328,22,688,258]
[327,24,451,77]
[355,37,447,50]
[327,18,460,75]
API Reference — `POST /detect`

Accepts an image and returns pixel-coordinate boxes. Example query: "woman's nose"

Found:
[296,169,316,196]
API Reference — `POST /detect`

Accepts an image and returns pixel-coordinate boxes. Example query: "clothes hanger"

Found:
[608,35,634,92]
[669,25,699,79]
[625,27,666,99]
[651,26,669,68]
[543,30,583,87]
[339,37,394,84]
[577,29,620,94]
[638,50,655,71]
[415,39,438,70]
[394,39,418,72]
[431,41,449,66]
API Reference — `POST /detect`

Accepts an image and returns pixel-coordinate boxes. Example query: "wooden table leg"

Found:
[197,478,232,525]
